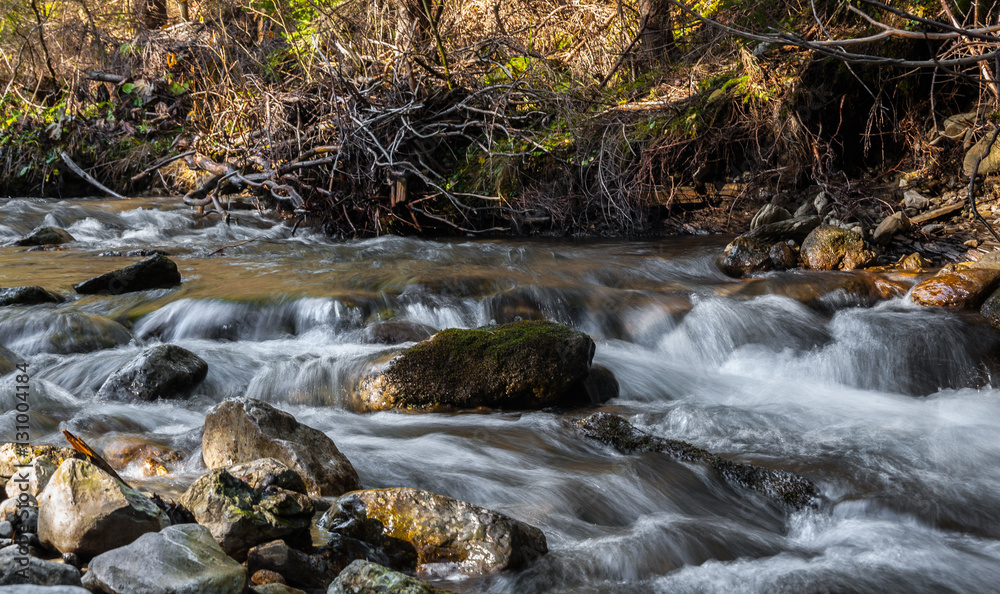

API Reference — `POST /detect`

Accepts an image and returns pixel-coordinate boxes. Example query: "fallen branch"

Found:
[60,152,127,199]
[62,429,132,488]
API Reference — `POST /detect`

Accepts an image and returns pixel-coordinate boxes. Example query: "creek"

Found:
[2,197,1000,592]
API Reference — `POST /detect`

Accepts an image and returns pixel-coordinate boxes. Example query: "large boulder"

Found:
[81,524,247,594]
[0,546,81,587]
[578,412,821,509]
[0,288,62,307]
[97,344,208,401]
[73,254,181,295]
[327,560,451,594]
[318,488,547,576]
[717,215,820,277]
[10,227,74,247]
[356,321,596,412]
[800,225,875,271]
[36,459,168,558]
[178,467,314,561]
[202,398,360,497]
[912,268,1000,308]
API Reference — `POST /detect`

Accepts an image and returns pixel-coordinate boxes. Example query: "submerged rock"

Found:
[911,268,1000,308]
[0,287,63,307]
[100,437,185,478]
[10,227,74,247]
[731,271,884,311]
[356,320,596,412]
[318,488,547,576]
[37,459,169,558]
[202,397,360,497]
[328,560,451,594]
[578,412,821,509]
[73,254,181,295]
[178,467,314,561]
[0,311,132,355]
[97,344,208,401]
[0,347,26,377]
[82,524,247,594]
[800,225,875,271]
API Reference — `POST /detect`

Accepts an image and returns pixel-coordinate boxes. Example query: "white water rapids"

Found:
[2,197,1000,592]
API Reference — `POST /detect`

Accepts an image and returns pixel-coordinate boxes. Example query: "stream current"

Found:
[2,197,1000,592]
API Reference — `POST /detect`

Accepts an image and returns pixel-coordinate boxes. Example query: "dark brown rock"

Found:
[10,227,74,247]
[0,287,63,306]
[74,254,181,295]
[361,321,436,345]
[97,344,208,401]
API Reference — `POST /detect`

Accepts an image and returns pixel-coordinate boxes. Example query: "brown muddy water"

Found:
[3,196,1000,592]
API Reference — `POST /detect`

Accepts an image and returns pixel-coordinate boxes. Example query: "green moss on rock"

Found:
[357,320,596,411]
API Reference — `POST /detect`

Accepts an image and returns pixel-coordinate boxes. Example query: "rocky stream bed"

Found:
[2,196,1000,593]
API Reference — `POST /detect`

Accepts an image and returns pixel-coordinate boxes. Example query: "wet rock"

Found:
[903,190,930,210]
[911,268,1000,308]
[255,585,307,594]
[0,445,79,481]
[359,321,595,412]
[36,458,168,558]
[227,458,309,495]
[100,437,185,478]
[749,204,791,230]
[318,488,547,575]
[10,227,74,247]
[328,560,451,594]
[361,321,436,345]
[318,496,419,573]
[0,586,89,593]
[718,216,820,277]
[0,546,82,587]
[82,524,247,594]
[97,344,208,401]
[969,250,1000,270]
[0,288,63,307]
[731,271,883,310]
[0,348,25,377]
[202,397,360,497]
[582,365,619,404]
[251,569,286,586]
[981,288,1000,330]
[578,412,821,509]
[899,253,932,271]
[246,540,341,590]
[178,467,314,561]
[800,225,875,271]
[0,311,132,355]
[872,211,911,246]
[4,457,57,499]
[768,242,798,270]
[73,254,181,295]
[97,249,168,258]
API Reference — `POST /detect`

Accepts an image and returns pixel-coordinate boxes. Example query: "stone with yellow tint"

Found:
[910,268,1000,308]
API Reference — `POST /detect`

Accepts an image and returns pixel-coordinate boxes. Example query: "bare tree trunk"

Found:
[638,0,674,63]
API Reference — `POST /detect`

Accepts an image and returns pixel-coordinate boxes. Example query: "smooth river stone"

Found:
[911,268,1000,308]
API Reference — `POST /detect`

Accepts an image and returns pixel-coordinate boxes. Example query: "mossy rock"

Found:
[356,320,596,412]
[578,412,822,509]
[800,225,875,271]
[329,560,452,594]
[178,467,314,562]
[717,215,820,278]
[318,488,547,576]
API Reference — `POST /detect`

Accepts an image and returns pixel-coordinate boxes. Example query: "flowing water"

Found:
[3,197,1000,592]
